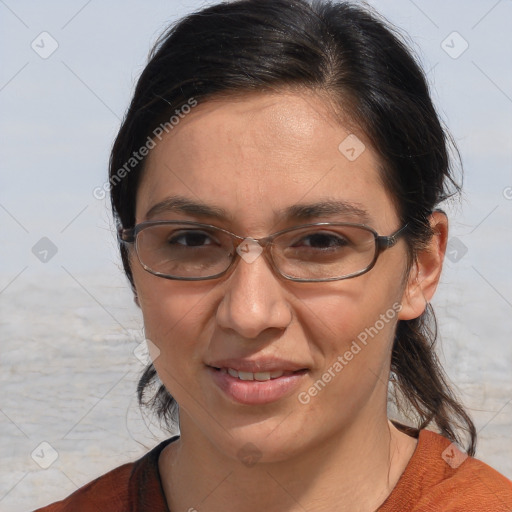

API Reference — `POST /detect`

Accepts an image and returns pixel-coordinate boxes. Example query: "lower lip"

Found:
[207,367,307,405]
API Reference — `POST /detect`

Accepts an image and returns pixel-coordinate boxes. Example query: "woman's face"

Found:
[132,90,414,463]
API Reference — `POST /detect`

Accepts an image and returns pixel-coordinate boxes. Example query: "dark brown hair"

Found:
[109,0,476,454]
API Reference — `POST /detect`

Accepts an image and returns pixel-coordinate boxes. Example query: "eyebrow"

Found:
[144,195,371,224]
[284,201,371,224]
[145,196,230,221]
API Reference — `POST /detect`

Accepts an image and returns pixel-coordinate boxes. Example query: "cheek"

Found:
[133,268,216,395]
[317,300,399,373]
[300,318,399,431]
[294,279,403,400]
[131,245,210,338]
[137,278,212,349]
[298,273,403,348]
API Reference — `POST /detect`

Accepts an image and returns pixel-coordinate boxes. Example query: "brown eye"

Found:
[167,230,217,247]
[293,232,350,250]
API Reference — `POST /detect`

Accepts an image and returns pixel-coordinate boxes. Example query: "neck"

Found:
[159,414,417,512]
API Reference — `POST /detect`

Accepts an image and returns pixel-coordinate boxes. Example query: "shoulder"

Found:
[33,437,178,512]
[33,461,134,512]
[380,429,512,512]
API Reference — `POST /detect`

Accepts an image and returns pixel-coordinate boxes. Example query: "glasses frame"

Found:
[119,220,408,282]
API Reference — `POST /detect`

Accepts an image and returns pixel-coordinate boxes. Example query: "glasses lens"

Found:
[136,224,233,278]
[273,224,377,280]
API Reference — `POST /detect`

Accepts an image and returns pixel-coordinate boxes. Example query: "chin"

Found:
[198,416,314,466]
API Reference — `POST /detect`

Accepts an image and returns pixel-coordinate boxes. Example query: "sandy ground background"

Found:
[1,0,511,510]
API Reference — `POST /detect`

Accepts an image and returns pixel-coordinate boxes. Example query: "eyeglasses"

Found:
[119,220,408,282]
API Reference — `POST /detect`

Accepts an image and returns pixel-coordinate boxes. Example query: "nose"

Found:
[215,246,293,339]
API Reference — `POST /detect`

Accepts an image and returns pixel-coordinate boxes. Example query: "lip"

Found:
[206,357,308,373]
[207,366,308,405]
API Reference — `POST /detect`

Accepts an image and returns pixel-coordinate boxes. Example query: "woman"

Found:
[35,0,512,510]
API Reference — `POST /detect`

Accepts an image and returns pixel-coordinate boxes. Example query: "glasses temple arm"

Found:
[118,227,136,243]
[376,223,409,249]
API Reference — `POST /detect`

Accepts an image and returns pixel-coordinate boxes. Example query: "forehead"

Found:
[137,90,396,231]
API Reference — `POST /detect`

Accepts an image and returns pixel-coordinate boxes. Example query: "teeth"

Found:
[223,368,286,380]
[254,372,271,381]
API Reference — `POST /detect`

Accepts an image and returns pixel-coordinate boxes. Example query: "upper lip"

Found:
[207,358,309,373]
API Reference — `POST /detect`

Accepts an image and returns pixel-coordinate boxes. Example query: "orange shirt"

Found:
[378,429,512,511]
[34,430,512,511]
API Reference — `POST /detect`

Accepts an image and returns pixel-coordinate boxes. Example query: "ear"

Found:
[398,211,448,321]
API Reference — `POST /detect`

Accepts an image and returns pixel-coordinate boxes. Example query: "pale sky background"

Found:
[0,0,511,509]
[1,1,511,277]
[1,0,511,277]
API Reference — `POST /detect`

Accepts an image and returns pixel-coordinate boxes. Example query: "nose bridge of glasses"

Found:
[232,234,275,272]
[231,233,272,249]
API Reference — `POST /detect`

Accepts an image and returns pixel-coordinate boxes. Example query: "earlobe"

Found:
[398,262,428,320]
[398,211,448,321]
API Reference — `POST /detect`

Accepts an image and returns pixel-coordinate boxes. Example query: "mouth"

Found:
[207,365,309,405]
[210,366,308,381]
